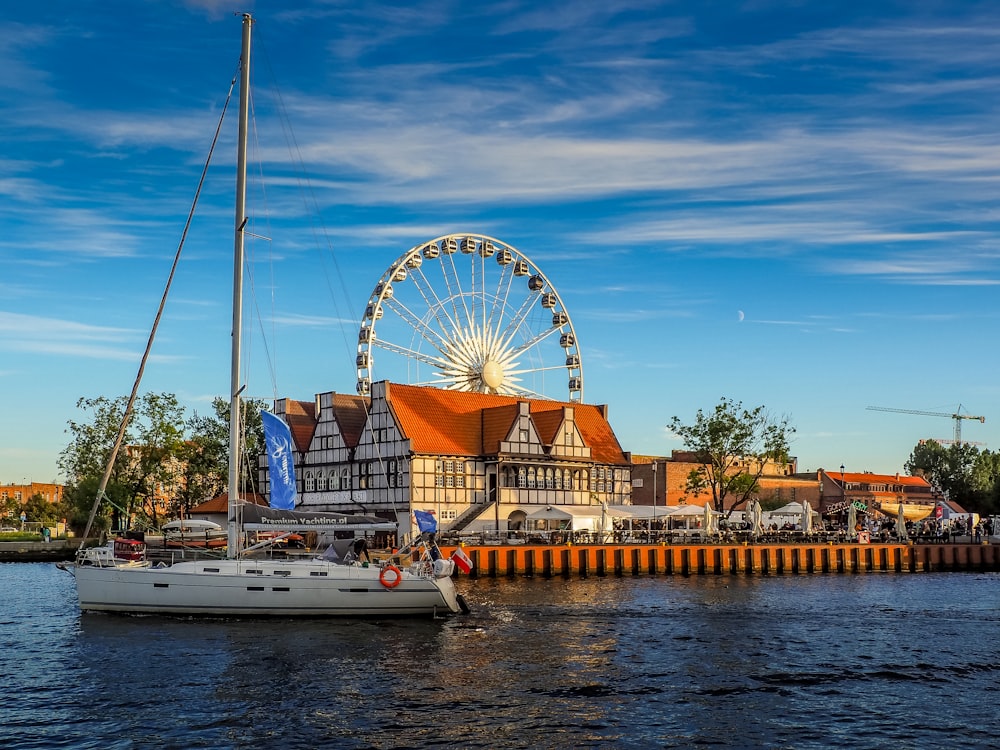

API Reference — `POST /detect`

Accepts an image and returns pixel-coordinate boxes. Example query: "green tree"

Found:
[59,393,187,532]
[907,440,1000,515]
[905,440,979,504]
[185,396,268,505]
[22,492,63,526]
[60,392,270,534]
[669,397,795,516]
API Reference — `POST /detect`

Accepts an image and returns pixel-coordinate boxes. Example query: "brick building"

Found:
[260,381,632,535]
[630,451,821,512]
[0,481,64,507]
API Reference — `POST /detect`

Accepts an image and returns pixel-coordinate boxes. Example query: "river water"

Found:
[2,562,998,749]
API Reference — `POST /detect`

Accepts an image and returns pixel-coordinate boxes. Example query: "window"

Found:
[388,459,397,487]
[517,467,526,488]
[341,467,350,489]
[545,468,554,489]
[316,471,327,492]
[330,469,340,491]
[519,429,529,442]
[304,471,315,492]
[527,468,536,489]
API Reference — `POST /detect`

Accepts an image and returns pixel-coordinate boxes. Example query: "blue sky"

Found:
[4,0,1000,484]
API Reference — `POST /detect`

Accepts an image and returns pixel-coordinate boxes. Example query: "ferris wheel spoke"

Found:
[439,250,476,334]
[504,362,571,376]
[372,338,451,369]
[382,297,452,352]
[486,261,517,335]
[406,266,462,339]
[493,291,542,353]
[504,325,562,358]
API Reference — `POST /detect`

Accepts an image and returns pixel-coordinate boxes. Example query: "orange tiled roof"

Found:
[330,393,370,448]
[283,399,317,453]
[385,382,628,464]
[481,404,519,454]
[836,471,931,487]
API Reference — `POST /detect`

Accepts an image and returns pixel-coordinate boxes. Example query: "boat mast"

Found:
[228,13,253,557]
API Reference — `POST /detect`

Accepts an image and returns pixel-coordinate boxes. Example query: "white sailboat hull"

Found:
[72,558,462,617]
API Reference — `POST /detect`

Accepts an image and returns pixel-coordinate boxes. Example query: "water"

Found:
[2,563,999,749]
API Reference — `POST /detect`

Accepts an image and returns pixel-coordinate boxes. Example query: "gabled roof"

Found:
[283,399,317,453]
[385,382,628,464]
[330,393,370,448]
[531,409,565,445]
[481,404,519,454]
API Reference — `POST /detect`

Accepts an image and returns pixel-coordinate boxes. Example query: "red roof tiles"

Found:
[385,382,628,464]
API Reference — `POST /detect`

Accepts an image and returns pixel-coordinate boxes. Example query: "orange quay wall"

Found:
[440,543,1000,577]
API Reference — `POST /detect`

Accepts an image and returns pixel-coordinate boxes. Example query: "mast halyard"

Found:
[228,13,253,558]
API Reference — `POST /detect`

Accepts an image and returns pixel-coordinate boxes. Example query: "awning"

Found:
[875,502,934,522]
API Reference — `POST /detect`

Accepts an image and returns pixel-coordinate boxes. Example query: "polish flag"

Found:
[451,547,474,574]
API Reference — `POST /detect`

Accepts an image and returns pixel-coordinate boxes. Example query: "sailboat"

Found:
[60,14,465,617]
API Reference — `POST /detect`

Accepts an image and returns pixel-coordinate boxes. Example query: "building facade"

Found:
[260,381,632,535]
[630,452,822,512]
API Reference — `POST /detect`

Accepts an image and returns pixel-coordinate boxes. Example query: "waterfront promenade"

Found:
[440,541,1000,577]
[6,538,997,577]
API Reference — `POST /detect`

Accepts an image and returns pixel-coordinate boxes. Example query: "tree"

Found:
[60,392,271,534]
[906,440,1000,514]
[669,397,795,516]
[185,396,268,506]
[59,393,187,532]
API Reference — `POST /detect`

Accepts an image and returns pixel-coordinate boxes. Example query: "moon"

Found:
[737,310,745,322]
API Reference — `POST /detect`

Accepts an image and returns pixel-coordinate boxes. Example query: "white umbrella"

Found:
[896,504,908,541]
[703,502,714,535]
[847,503,857,538]
[801,502,813,534]
[750,500,765,539]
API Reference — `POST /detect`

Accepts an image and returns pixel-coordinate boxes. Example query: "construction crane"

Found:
[866,405,986,445]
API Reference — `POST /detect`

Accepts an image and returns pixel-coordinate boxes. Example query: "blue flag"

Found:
[261,410,297,510]
[413,509,437,534]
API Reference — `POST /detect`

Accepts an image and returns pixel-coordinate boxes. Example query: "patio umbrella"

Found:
[703,502,714,534]
[750,500,765,539]
[896,504,908,541]
[801,502,813,534]
[847,503,857,537]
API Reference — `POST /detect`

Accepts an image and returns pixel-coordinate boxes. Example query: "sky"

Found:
[4,0,1000,484]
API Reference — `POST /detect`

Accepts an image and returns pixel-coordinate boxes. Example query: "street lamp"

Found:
[840,464,846,505]
[652,460,657,543]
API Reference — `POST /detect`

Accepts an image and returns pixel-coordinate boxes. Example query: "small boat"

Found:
[60,14,466,618]
[162,519,228,549]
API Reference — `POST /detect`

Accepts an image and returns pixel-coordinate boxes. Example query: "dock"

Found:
[440,542,1000,577]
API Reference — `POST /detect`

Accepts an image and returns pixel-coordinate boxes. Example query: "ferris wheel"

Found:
[356,233,583,402]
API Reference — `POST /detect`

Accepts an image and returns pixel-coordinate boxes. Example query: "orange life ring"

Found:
[379,564,402,588]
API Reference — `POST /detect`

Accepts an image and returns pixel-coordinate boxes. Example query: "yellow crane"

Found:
[866,405,985,445]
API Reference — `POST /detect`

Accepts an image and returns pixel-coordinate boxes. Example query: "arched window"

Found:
[316,471,327,492]
[517,467,526,488]
[527,467,536,489]
[545,468,554,489]
[330,469,340,491]
[304,471,315,493]
[341,467,350,489]
[554,469,562,490]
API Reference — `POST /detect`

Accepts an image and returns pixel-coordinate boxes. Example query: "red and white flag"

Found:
[451,547,473,574]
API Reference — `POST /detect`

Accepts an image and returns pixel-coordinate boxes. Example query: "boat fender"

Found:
[379,564,402,588]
